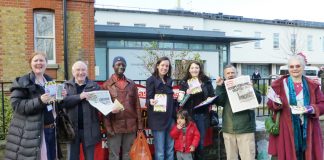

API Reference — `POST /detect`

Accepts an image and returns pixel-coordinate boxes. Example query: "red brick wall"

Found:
[0,0,95,81]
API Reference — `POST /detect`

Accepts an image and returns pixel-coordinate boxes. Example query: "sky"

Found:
[95,0,324,22]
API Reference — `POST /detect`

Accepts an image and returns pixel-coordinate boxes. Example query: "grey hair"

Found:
[72,61,88,71]
[224,64,236,72]
[288,55,306,69]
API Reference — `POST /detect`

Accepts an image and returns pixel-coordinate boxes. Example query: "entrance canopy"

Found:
[95,25,262,45]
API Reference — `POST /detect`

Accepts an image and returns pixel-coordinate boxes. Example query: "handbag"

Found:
[130,130,152,160]
[56,107,75,143]
[210,110,219,127]
[265,111,280,136]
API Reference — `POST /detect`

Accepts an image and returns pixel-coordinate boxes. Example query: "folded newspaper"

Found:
[267,87,282,104]
[87,90,124,115]
[194,96,218,109]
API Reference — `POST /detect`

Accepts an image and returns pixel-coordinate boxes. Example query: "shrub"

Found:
[0,93,13,140]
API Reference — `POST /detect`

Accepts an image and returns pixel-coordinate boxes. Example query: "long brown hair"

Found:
[183,60,209,82]
[152,56,172,80]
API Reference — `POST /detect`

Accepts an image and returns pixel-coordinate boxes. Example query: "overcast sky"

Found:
[95,0,324,22]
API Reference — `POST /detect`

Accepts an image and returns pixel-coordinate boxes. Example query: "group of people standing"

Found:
[4,52,324,160]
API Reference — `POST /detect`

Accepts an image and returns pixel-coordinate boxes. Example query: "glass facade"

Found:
[95,38,228,80]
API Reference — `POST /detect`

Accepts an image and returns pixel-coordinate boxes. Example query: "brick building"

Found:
[0,0,95,82]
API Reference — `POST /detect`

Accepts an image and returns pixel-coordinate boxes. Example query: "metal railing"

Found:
[2,77,322,139]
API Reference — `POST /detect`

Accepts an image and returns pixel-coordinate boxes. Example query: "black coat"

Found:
[146,76,176,130]
[179,77,215,115]
[60,78,101,147]
[5,72,52,160]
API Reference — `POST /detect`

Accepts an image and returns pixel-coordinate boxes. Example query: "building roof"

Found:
[95,7,324,29]
[95,25,261,44]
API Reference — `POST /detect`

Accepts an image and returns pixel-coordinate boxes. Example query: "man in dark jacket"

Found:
[215,64,261,160]
[61,61,101,160]
[101,56,143,160]
[251,68,261,84]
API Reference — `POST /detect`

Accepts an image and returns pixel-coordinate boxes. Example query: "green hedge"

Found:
[0,94,13,140]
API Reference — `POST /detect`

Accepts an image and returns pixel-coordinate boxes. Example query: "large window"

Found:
[254,32,261,48]
[307,35,313,51]
[273,33,279,49]
[34,12,55,63]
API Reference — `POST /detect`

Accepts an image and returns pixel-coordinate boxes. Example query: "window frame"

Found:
[273,33,280,49]
[254,32,261,48]
[307,35,313,51]
[34,11,56,64]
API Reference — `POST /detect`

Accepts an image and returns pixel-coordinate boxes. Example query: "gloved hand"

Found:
[304,105,314,114]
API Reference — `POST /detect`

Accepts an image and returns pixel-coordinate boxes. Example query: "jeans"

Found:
[67,129,95,160]
[193,113,208,150]
[44,127,56,160]
[152,120,174,160]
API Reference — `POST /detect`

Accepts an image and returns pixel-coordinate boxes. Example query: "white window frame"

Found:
[107,22,120,26]
[273,33,280,49]
[254,32,261,48]
[159,24,171,29]
[134,23,146,27]
[34,11,55,64]
[307,35,313,51]
[291,34,296,51]
[183,26,194,30]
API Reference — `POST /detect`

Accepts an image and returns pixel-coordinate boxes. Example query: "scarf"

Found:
[287,76,309,160]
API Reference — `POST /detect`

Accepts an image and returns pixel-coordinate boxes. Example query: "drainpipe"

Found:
[63,0,69,80]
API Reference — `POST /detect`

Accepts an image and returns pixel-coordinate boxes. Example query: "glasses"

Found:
[289,64,301,69]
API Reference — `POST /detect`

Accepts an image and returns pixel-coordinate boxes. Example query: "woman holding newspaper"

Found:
[146,56,176,160]
[5,52,63,160]
[178,61,215,160]
[267,54,324,160]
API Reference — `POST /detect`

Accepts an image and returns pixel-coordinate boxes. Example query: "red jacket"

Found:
[267,75,324,160]
[170,121,200,153]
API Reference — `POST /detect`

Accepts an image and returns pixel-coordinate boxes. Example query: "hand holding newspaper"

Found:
[267,87,282,104]
[290,105,307,114]
[194,96,218,109]
[87,91,124,115]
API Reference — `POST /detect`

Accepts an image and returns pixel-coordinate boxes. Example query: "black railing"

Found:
[1,77,322,139]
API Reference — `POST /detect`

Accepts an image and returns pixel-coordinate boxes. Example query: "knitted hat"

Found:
[112,56,126,67]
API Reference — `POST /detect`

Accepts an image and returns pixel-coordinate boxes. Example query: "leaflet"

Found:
[154,94,167,112]
[187,77,202,94]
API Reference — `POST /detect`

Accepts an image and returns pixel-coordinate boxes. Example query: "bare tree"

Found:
[137,41,201,79]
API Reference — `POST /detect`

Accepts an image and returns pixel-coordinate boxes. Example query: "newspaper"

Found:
[224,76,259,113]
[187,77,202,94]
[194,96,218,109]
[87,90,124,115]
[154,94,167,112]
[267,87,282,104]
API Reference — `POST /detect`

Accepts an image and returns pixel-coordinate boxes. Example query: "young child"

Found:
[170,109,200,160]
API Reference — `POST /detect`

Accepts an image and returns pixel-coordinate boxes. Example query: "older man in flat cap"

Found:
[101,56,143,160]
